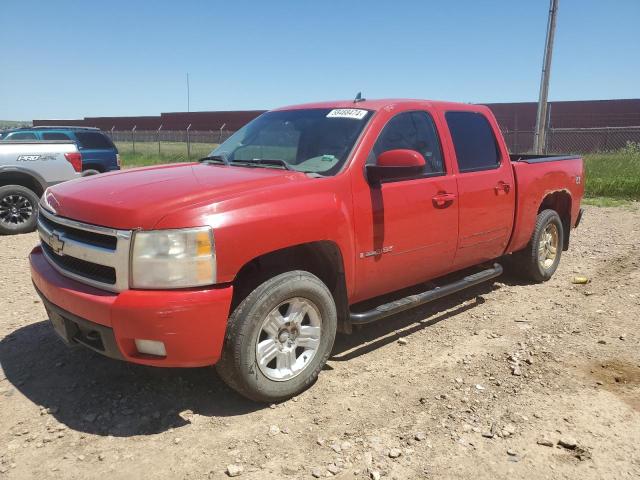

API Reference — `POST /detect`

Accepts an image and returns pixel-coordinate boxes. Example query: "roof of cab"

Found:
[273,98,488,113]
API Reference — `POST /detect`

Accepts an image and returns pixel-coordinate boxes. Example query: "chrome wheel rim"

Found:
[538,223,559,270]
[255,297,322,382]
[0,194,34,226]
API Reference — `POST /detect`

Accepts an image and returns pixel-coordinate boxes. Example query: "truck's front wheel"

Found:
[216,271,337,402]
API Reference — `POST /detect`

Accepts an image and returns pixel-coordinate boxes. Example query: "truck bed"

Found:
[510,153,581,164]
[507,153,584,254]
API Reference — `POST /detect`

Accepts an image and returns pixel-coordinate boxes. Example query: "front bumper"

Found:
[30,246,234,367]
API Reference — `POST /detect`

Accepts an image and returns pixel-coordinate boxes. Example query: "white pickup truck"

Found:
[0,141,82,235]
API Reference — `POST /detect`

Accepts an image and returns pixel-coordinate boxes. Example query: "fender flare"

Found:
[0,166,48,194]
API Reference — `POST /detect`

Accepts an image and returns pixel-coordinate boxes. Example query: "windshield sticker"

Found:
[326,109,368,120]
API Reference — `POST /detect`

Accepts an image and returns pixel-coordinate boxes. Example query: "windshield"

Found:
[209,108,373,175]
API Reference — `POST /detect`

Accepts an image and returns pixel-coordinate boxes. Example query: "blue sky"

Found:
[1,0,638,120]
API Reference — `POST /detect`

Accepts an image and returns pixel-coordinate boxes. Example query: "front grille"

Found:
[37,206,132,292]
[42,242,116,285]
[38,213,117,250]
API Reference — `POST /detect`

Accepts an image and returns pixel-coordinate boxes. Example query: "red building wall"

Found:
[34,99,639,132]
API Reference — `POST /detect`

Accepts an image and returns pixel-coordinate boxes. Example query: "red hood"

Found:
[44,163,309,229]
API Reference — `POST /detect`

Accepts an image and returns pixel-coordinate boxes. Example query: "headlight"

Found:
[130,227,216,289]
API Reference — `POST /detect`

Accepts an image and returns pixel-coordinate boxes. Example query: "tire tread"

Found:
[514,209,563,283]
[216,270,336,402]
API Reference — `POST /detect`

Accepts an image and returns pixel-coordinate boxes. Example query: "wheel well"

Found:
[538,191,572,250]
[231,241,350,333]
[82,163,104,172]
[0,172,44,196]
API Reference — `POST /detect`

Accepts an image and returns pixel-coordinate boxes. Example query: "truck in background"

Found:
[0,127,120,174]
[0,141,82,234]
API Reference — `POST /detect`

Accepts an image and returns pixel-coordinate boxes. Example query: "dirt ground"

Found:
[0,205,639,480]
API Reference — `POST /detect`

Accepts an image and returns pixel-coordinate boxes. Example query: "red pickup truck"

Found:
[30,99,584,402]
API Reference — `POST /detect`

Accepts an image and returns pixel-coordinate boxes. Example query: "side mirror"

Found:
[365,149,425,185]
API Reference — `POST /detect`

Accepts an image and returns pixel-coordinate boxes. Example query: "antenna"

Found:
[353,92,365,103]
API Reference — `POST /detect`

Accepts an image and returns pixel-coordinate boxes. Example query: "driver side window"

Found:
[371,111,445,175]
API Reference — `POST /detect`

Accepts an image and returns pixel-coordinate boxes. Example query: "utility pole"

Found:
[186,73,190,112]
[533,0,559,154]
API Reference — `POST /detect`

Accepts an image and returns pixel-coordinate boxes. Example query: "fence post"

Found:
[219,123,226,143]
[110,126,115,140]
[132,125,137,155]
[514,114,519,153]
[186,124,192,160]
[157,124,163,156]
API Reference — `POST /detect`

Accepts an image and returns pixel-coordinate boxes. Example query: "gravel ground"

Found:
[0,205,639,480]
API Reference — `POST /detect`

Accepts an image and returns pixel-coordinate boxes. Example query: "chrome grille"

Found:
[37,206,132,292]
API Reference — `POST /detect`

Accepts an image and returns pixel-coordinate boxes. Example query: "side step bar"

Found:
[349,263,503,325]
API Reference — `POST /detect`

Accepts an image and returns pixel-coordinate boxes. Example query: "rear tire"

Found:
[0,185,39,235]
[513,209,564,282]
[216,271,337,402]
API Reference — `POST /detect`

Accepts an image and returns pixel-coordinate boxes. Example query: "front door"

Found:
[352,110,459,303]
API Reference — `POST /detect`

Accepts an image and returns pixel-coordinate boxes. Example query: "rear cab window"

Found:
[445,111,500,172]
[75,131,115,150]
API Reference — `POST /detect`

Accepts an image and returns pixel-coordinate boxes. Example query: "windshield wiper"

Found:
[231,158,292,170]
[199,154,230,166]
[200,156,312,174]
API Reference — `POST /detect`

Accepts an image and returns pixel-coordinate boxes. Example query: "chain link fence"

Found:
[107,125,640,161]
[107,128,235,160]
[500,126,640,154]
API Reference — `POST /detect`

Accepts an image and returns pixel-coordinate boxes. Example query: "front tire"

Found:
[513,209,564,282]
[0,185,40,235]
[216,271,337,402]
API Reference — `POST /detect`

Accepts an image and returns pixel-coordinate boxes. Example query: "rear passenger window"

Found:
[7,132,37,140]
[445,112,500,172]
[373,111,444,175]
[42,132,71,140]
[75,132,113,149]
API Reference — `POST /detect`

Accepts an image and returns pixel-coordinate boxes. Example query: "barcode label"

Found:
[326,109,368,120]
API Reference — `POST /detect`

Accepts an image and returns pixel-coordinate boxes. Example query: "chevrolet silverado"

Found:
[30,99,584,401]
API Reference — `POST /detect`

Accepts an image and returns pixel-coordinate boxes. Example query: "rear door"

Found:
[74,131,118,172]
[444,110,515,269]
[352,110,459,302]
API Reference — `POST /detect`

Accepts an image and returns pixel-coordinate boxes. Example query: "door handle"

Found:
[494,181,511,195]
[432,192,456,208]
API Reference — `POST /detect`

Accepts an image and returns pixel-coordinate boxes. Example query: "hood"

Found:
[44,163,308,229]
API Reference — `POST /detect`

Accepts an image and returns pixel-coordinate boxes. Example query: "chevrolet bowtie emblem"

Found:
[49,231,65,255]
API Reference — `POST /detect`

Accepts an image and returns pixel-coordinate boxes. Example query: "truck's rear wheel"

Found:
[216,271,337,402]
[514,209,564,282]
[0,185,39,235]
